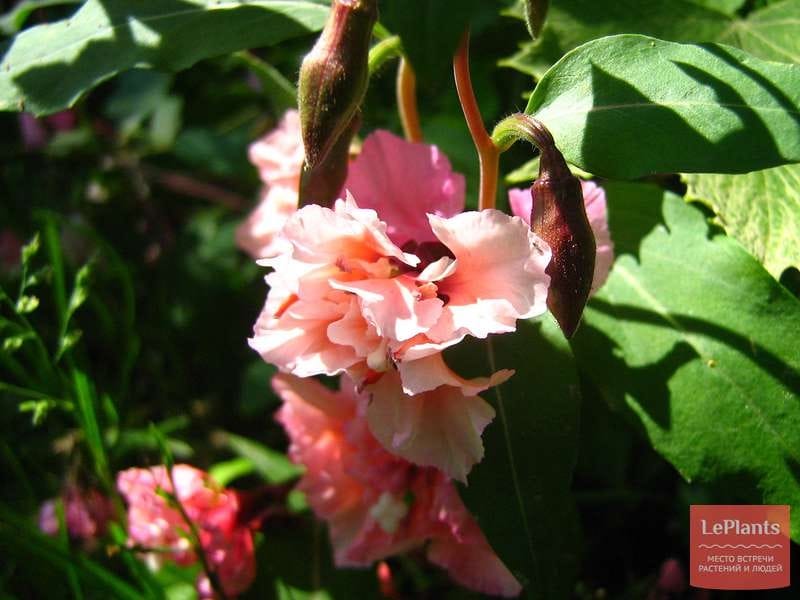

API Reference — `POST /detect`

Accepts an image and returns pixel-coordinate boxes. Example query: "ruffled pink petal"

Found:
[344,130,465,246]
[248,109,304,189]
[249,297,361,377]
[235,185,298,260]
[508,181,614,293]
[427,534,522,597]
[330,275,443,343]
[365,370,495,483]
[428,210,550,341]
[396,352,513,396]
[280,197,419,268]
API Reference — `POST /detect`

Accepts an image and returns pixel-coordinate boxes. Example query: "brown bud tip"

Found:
[298,0,376,169]
[531,146,596,338]
[524,0,550,40]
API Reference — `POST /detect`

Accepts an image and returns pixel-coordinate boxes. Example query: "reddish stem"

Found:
[453,30,498,211]
[396,58,423,142]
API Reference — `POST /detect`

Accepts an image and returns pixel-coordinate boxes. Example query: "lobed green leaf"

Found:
[571,182,800,540]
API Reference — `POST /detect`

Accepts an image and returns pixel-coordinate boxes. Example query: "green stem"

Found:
[234,51,297,112]
[368,35,401,76]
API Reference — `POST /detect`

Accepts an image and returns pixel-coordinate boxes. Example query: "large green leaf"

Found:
[685,165,800,278]
[452,318,581,599]
[0,0,329,115]
[379,0,482,87]
[571,181,800,540]
[525,35,800,178]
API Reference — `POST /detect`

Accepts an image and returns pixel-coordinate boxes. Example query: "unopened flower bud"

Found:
[530,133,595,338]
[298,0,376,169]
[524,0,549,40]
[299,113,360,207]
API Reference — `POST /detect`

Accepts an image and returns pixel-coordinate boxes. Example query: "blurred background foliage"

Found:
[0,0,798,598]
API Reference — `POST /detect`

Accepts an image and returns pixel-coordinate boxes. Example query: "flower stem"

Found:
[396,58,423,143]
[453,30,499,211]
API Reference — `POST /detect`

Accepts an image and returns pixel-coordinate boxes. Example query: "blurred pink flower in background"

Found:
[508,179,615,293]
[117,465,256,598]
[274,372,522,597]
[236,110,305,259]
[18,110,77,151]
[38,485,114,546]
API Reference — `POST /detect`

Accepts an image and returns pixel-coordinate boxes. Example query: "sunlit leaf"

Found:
[0,0,330,115]
[526,35,800,178]
[686,164,800,278]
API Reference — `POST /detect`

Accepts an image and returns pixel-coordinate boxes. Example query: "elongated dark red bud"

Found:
[298,0,376,170]
[531,141,596,338]
[299,113,360,207]
[523,0,549,40]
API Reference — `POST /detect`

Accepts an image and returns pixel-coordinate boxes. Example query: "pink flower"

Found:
[248,109,304,189]
[38,486,113,545]
[117,465,255,598]
[236,110,305,259]
[249,131,550,479]
[274,373,522,597]
[508,179,614,293]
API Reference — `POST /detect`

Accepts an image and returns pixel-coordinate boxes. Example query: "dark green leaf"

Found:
[73,368,112,488]
[379,0,481,87]
[571,182,800,540]
[453,318,581,599]
[0,504,143,600]
[0,0,329,115]
[526,35,800,178]
[685,164,800,278]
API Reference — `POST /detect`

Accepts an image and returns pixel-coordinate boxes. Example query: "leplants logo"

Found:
[690,505,790,590]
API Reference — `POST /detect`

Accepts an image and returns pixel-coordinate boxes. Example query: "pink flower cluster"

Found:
[238,111,614,596]
[117,465,256,598]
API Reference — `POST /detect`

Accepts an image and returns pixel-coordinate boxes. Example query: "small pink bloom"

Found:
[38,486,113,545]
[274,373,521,597]
[117,465,255,598]
[509,179,614,293]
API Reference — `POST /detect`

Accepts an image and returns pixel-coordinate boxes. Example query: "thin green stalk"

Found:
[368,35,401,76]
[234,51,296,112]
